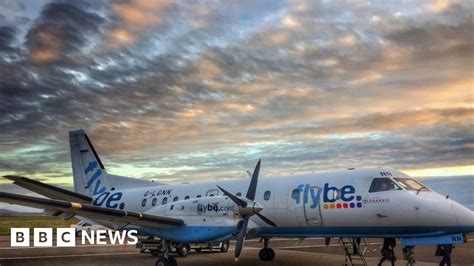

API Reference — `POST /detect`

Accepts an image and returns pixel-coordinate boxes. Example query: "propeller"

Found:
[217,159,276,262]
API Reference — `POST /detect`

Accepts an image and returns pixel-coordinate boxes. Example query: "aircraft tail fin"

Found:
[69,129,109,196]
[69,129,162,197]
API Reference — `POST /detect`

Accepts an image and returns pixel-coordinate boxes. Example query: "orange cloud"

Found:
[111,29,135,45]
[428,0,453,12]
[29,31,62,63]
[31,49,59,63]
[111,2,160,27]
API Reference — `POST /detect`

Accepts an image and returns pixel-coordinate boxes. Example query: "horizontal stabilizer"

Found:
[0,192,184,227]
[4,175,92,204]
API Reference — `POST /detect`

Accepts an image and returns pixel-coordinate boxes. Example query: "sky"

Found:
[0,0,472,192]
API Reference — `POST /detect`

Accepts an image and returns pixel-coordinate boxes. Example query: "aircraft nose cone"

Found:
[452,201,474,232]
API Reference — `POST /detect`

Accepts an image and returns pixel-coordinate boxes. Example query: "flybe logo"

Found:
[85,161,126,210]
[291,184,320,209]
[197,203,234,214]
[84,161,106,196]
[292,183,363,210]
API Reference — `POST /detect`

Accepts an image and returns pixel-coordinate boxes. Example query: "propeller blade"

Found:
[256,213,277,227]
[246,159,261,201]
[217,185,247,207]
[235,215,250,261]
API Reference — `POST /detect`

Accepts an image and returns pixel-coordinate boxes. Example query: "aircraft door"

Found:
[303,185,323,226]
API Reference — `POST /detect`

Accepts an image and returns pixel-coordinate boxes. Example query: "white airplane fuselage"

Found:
[91,168,474,243]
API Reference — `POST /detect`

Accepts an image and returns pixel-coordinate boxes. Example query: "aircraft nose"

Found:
[451,201,474,231]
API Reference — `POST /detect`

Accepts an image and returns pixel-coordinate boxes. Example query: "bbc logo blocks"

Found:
[11,228,75,247]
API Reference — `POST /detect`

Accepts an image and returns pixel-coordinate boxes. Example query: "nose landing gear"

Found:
[258,238,275,261]
[402,245,416,266]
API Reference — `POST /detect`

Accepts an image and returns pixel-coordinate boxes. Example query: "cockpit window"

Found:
[369,178,402,193]
[394,178,430,191]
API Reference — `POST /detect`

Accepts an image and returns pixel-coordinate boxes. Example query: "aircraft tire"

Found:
[220,241,229,252]
[267,248,275,261]
[155,256,177,266]
[259,248,271,261]
[177,244,190,257]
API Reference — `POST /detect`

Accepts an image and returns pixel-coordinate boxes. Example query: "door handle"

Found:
[377,213,388,218]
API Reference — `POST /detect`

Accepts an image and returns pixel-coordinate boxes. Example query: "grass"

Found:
[0,216,79,236]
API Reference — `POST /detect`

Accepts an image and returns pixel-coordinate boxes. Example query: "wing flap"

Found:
[4,175,92,204]
[0,192,184,227]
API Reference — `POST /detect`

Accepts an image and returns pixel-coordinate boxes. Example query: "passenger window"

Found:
[264,191,271,201]
[236,192,242,197]
[152,198,157,206]
[162,197,168,205]
[206,189,219,197]
[369,178,402,193]
[394,178,429,191]
[196,195,202,198]
[173,196,179,202]
[184,195,190,200]
[141,198,147,207]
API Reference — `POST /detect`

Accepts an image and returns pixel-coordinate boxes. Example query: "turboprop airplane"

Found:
[0,129,473,266]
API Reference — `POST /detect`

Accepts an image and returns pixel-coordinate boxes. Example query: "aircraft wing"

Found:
[4,175,92,204]
[0,192,184,227]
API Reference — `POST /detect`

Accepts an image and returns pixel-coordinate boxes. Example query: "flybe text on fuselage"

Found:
[292,183,363,209]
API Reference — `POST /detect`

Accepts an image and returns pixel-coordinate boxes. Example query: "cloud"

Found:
[428,0,453,12]
[105,0,172,47]
[0,26,16,51]
[25,2,104,63]
[0,0,472,186]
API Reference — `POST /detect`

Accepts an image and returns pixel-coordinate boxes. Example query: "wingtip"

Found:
[3,175,21,181]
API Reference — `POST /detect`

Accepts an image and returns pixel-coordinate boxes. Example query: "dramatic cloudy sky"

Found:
[0,0,472,192]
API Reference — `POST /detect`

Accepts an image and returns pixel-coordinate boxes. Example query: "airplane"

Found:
[0,129,473,266]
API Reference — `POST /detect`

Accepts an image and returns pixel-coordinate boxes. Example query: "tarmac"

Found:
[0,236,473,266]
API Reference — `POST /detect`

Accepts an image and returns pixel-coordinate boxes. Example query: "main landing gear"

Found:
[155,239,177,266]
[402,245,416,266]
[258,238,275,261]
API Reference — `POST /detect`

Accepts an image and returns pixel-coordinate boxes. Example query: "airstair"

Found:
[338,237,368,266]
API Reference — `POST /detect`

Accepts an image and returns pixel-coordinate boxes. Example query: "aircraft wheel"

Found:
[267,248,275,261]
[259,248,275,261]
[177,244,190,257]
[155,256,177,266]
[169,256,177,266]
[220,241,229,252]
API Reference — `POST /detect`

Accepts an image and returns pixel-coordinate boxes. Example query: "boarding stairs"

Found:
[338,237,368,266]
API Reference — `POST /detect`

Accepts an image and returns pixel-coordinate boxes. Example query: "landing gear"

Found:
[402,245,416,266]
[259,248,275,261]
[258,238,275,261]
[155,256,177,266]
[176,244,190,257]
[220,241,229,252]
[155,239,178,266]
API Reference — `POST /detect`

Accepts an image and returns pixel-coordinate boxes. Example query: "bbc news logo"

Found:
[11,228,138,247]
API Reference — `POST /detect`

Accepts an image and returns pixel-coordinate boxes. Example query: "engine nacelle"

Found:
[145,196,239,226]
[143,196,240,242]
